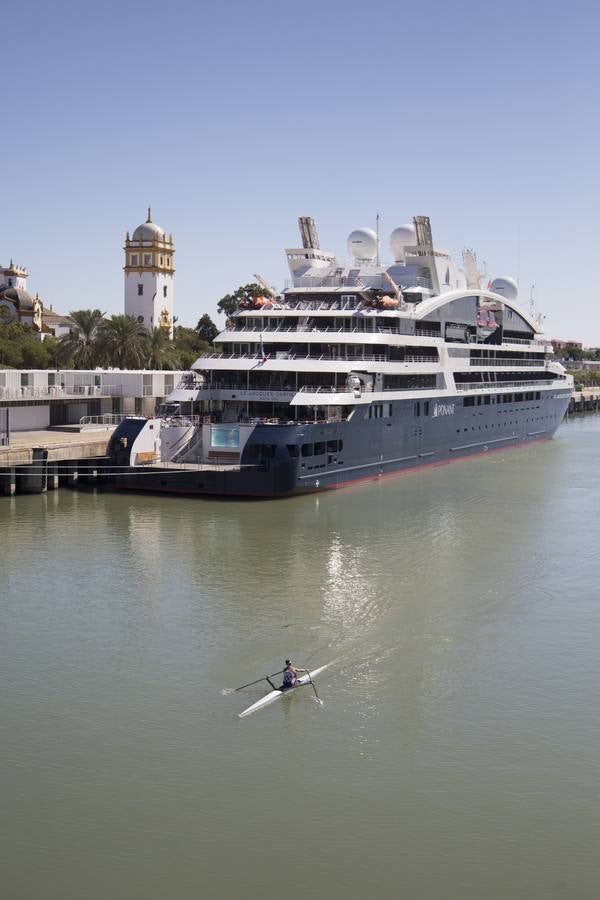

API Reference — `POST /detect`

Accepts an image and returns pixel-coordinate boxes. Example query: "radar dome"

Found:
[489,276,518,301]
[390,224,417,262]
[347,228,378,262]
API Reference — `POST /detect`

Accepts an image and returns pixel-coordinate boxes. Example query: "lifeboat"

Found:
[378,295,400,309]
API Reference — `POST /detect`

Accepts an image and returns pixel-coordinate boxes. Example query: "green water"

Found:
[2,417,599,899]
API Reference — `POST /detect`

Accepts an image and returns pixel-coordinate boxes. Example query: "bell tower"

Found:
[124,208,175,338]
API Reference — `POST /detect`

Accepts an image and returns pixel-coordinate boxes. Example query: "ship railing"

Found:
[159,414,204,427]
[217,324,407,337]
[283,276,369,289]
[79,414,128,428]
[175,376,205,389]
[204,351,439,364]
[469,357,546,367]
[455,379,558,392]
[200,415,344,427]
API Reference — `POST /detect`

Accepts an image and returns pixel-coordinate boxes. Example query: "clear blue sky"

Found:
[2,0,598,343]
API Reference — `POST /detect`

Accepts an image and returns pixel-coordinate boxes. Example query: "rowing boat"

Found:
[238,664,328,718]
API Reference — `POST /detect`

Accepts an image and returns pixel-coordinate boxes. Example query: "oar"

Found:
[235,670,284,692]
[305,669,323,705]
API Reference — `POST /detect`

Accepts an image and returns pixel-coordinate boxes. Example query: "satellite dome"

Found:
[132,208,164,242]
[389,224,417,262]
[489,276,518,301]
[347,228,378,262]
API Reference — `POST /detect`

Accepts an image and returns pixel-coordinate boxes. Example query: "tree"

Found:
[57,309,105,367]
[147,327,182,369]
[172,326,212,369]
[216,283,268,317]
[195,313,218,344]
[97,315,150,369]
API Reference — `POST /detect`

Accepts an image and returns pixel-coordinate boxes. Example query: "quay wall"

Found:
[0,431,112,496]
[568,389,600,414]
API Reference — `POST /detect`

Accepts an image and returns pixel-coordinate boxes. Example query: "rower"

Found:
[281,659,307,690]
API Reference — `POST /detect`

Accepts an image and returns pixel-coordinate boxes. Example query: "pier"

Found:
[568,388,600,414]
[0,430,112,496]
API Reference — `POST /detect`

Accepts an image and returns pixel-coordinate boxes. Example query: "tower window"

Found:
[130,254,138,266]
[143,254,152,266]
[163,286,167,298]
[138,284,144,295]
[160,256,163,265]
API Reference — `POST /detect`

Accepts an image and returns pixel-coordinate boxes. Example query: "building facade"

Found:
[0,368,188,430]
[124,209,175,338]
[0,261,72,338]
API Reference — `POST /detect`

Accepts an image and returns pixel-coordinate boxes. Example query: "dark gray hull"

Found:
[107,389,571,498]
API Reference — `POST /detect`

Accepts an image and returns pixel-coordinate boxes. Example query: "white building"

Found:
[124,209,175,338]
[0,368,188,431]
[0,261,72,338]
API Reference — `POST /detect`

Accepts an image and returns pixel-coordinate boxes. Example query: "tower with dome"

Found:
[124,209,175,338]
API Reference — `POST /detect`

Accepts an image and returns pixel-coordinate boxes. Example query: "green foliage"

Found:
[570,369,600,388]
[216,283,266,317]
[97,315,150,369]
[0,322,57,368]
[57,309,105,367]
[147,327,182,369]
[195,313,218,344]
[172,326,212,369]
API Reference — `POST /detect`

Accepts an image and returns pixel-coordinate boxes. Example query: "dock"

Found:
[0,429,112,495]
[568,389,600,414]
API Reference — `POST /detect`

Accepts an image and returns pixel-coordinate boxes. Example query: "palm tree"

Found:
[147,327,181,369]
[57,309,105,367]
[97,315,150,369]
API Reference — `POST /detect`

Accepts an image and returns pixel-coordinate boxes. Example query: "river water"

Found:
[2,416,600,899]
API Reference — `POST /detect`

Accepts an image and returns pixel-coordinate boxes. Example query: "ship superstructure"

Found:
[108,216,572,496]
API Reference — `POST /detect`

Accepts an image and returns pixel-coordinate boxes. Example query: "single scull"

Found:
[238,664,328,718]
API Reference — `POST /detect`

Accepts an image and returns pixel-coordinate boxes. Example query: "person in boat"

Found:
[281,659,307,690]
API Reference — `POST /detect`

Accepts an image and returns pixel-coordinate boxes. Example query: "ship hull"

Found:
[106,389,571,498]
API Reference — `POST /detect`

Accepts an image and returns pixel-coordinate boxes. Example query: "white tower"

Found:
[124,208,175,338]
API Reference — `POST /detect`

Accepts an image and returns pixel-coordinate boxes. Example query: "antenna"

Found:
[376,213,380,266]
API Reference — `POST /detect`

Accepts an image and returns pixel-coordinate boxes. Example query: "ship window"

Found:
[314,442,326,455]
[464,397,475,406]
[301,443,313,457]
[484,395,491,404]
[287,444,299,458]
[327,440,338,453]
[414,402,421,417]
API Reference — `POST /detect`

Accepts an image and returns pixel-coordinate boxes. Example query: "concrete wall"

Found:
[7,406,50,431]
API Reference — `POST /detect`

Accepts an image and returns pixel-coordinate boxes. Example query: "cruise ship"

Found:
[108,216,573,497]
